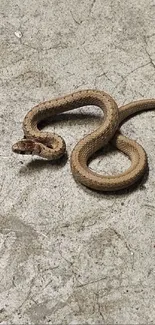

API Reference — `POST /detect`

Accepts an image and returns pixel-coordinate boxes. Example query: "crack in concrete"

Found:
[112,61,151,94]
[95,292,105,323]
[113,36,155,94]
[112,228,133,254]
[89,0,97,15]
[70,10,82,25]
[77,215,97,232]
[144,36,155,70]
[75,276,107,288]
[94,72,115,86]
[59,249,74,266]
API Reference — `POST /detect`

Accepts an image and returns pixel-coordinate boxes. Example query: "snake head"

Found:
[12,139,41,156]
[12,135,66,160]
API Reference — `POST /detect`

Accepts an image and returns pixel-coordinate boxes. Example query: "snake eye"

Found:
[46,144,53,149]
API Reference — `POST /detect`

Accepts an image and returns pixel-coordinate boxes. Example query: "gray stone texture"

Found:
[0,0,155,324]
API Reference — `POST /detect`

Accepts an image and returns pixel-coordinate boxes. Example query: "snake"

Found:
[12,89,155,191]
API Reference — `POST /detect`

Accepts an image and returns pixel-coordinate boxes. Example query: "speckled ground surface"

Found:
[1,0,155,324]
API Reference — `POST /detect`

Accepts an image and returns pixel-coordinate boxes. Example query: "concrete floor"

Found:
[0,0,155,324]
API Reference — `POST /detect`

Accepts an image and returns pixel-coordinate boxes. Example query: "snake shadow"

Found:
[37,111,102,129]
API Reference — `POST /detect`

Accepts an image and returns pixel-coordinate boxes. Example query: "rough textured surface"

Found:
[0,0,155,324]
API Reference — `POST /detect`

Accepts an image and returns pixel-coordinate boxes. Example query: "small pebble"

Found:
[15,30,23,39]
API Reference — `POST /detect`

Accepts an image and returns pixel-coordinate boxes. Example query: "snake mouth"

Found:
[16,150,33,155]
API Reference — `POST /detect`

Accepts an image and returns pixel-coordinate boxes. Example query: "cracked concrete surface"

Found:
[0,0,155,324]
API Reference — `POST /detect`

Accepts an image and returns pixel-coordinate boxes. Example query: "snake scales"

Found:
[12,89,155,191]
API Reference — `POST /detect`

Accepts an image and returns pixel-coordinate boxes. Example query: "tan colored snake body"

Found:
[12,89,155,191]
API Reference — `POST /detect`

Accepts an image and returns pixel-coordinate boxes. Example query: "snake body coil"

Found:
[12,89,155,191]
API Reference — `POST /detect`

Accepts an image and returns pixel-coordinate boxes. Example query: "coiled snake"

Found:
[12,89,155,191]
